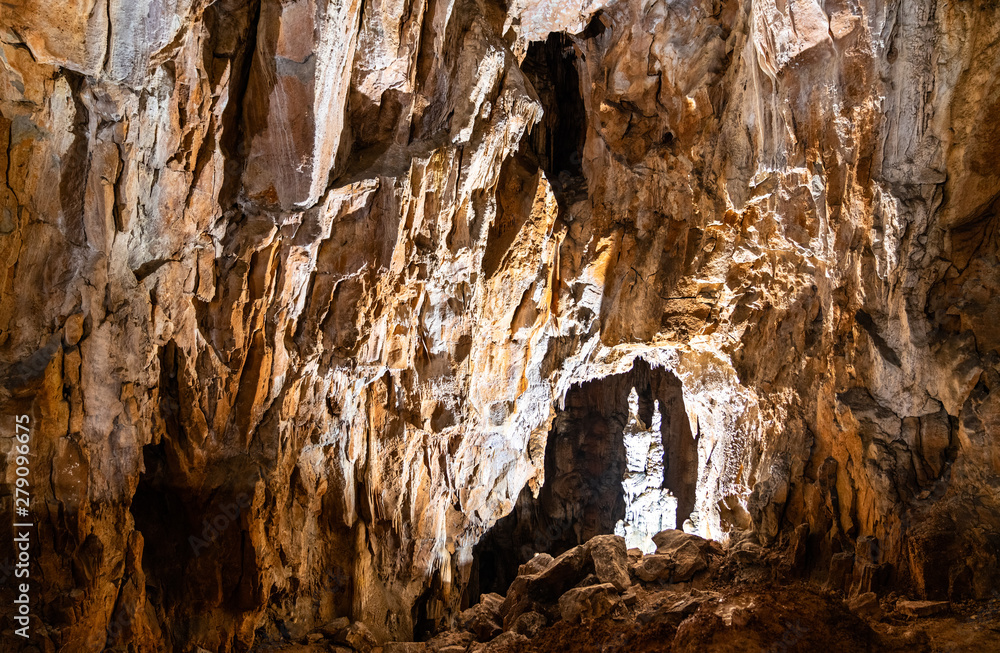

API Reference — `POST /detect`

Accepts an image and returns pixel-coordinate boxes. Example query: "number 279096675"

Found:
[13,415,30,512]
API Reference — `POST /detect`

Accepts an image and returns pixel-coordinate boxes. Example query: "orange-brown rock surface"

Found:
[1,0,999,650]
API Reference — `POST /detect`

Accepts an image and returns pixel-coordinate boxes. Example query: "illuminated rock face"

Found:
[1,0,1000,649]
[466,359,697,606]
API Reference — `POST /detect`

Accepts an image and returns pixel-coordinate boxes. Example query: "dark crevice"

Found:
[129,440,185,651]
[132,257,178,282]
[580,11,609,40]
[521,33,588,208]
[413,568,445,640]
[210,0,263,209]
[855,309,903,367]
[476,32,589,280]
[58,71,91,247]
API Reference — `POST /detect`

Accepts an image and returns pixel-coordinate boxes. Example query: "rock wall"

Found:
[1,0,999,649]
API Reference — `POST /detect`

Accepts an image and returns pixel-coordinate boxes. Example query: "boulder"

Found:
[672,540,708,581]
[317,616,352,637]
[634,554,674,582]
[652,529,711,556]
[518,553,555,576]
[341,622,378,653]
[535,544,591,595]
[635,593,709,628]
[666,596,702,617]
[733,540,764,564]
[509,610,546,637]
[847,592,883,620]
[827,552,854,592]
[500,544,590,624]
[481,593,505,612]
[498,589,542,631]
[588,534,631,591]
[558,583,620,622]
[458,593,504,641]
[897,600,950,617]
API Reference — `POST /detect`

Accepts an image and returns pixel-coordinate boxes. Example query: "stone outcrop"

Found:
[2,0,1000,649]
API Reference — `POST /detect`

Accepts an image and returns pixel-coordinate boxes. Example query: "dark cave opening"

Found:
[465,360,698,605]
[129,443,259,643]
[413,568,446,641]
[521,32,588,207]
[127,441,189,647]
[126,342,259,647]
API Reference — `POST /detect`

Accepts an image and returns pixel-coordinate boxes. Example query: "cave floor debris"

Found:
[253,530,1000,653]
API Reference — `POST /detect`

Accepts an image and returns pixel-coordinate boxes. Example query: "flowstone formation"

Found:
[1,0,999,650]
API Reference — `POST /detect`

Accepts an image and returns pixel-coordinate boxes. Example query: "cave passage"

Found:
[466,360,697,604]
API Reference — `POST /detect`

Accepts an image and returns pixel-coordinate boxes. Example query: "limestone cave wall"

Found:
[1,0,999,649]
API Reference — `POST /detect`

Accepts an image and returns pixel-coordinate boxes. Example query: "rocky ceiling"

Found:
[1,0,999,650]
